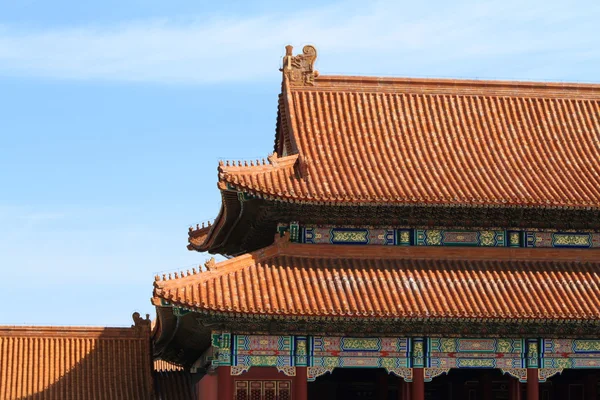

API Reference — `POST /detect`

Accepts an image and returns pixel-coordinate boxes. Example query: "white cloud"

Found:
[0,0,598,83]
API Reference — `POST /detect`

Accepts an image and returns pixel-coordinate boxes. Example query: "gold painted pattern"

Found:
[497,340,512,353]
[439,339,457,353]
[400,231,410,243]
[427,230,442,245]
[480,231,495,246]
[510,232,520,245]
[342,338,380,351]
[457,359,495,368]
[554,234,590,246]
[573,340,600,352]
[296,340,307,355]
[248,355,278,366]
[332,230,368,243]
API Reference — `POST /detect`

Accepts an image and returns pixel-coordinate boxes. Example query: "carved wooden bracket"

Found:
[307,366,334,381]
[386,367,413,382]
[424,368,450,382]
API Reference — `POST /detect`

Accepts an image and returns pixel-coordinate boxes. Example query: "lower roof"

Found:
[154,360,196,400]
[0,314,154,400]
[154,238,600,322]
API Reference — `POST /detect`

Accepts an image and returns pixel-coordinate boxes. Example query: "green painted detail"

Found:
[290,221,300,242]
[211,332,232,367]
[236,192,253,202]
[277,223,289,237]
[173,307,190,317]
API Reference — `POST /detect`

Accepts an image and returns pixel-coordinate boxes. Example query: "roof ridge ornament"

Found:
[282,45,319,86]
[131,312,151,328]
[204,257,216,271]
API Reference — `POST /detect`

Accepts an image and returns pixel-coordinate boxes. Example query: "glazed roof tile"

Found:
[155,240,600,321]
[154,359,184,372]
[153,361,195,400]
[0,322,153,400]
[221,71,600,209]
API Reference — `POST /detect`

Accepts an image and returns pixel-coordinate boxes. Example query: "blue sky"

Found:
[1,0,599,326]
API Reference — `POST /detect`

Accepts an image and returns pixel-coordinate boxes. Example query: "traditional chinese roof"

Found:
[0,315,153,400]
[190,45,600,254]
[221,46,600,209]
[157,237,600,322]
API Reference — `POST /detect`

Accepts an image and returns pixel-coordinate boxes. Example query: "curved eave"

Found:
[187,190,243,253]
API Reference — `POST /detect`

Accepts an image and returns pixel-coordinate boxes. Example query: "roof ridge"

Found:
[218,153,299,174]
[306,74,600,99]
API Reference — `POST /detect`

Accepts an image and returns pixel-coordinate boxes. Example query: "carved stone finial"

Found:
[204,257,216,271]
[282,45,318,86]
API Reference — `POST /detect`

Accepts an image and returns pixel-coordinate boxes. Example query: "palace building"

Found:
[2,45,600,400]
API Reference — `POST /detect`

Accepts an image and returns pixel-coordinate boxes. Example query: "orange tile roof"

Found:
[0,317,153,400]
[154,359,184,372]
[219,46,600,209]
[153,360,195,400]
[155,238,600,321]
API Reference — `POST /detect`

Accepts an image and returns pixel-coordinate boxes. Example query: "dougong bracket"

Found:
[282,45,319,86]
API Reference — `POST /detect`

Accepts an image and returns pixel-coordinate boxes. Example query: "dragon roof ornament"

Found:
[282,45,319,86]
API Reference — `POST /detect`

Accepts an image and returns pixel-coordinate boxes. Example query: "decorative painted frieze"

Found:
[428,338,525,370]
[542,339,600,369]
[525,232,600,248]
[210,333,600,382]
[291,224,600,248]
[303,227,395,245]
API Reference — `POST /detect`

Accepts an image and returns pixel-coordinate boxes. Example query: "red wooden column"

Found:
[526,369,538,400]
[398,376,410,400]
[412,368,424,400]
[294,367,308,400]
[508,377,521,400]
[217,366,234,400]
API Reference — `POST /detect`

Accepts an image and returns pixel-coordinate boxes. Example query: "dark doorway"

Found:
[307,368,400,400]
[547,369,599,400]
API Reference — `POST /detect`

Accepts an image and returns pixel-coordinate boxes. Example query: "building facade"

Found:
[151,46,600,400]
[2,45,599,400]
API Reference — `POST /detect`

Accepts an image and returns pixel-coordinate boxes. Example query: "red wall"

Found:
[196,373,218,400]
